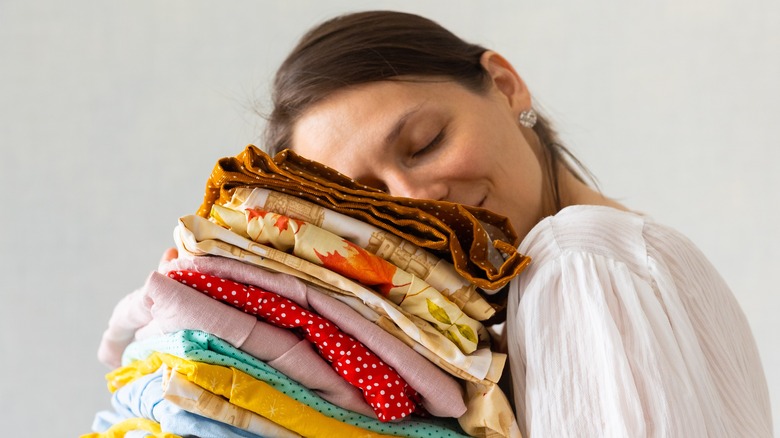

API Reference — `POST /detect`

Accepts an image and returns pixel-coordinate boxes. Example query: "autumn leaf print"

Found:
[314,239,407,296]
[456,323,478,344]
[426,298,452,325]
[443,328,465,352]
[275,214,304,234]
[245,207,268,222]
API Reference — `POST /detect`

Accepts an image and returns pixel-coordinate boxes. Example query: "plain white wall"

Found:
[1,1,777,435]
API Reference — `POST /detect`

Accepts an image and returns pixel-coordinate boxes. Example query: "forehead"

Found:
[290,80,447,173]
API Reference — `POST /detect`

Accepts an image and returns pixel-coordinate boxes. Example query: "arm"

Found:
[506,212,771,437]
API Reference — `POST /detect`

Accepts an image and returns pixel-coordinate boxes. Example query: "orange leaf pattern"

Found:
[314,239,408,297]
[210,203,484,354]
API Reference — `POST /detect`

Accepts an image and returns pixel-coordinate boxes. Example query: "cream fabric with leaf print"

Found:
[210,203,486,355]
[226,187,498,322]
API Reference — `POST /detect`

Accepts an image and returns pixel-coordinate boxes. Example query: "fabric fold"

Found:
[228,187,497,320]
[97,269,373,417]
[166,269,420,422]
[197,145,530,289]
[210,202,485,354]
[162,255,468,418]
[115,352,394,438]
[161,366,302,438]
[174,214,496,381]
[115,333,470,438]
[92,367,280,438]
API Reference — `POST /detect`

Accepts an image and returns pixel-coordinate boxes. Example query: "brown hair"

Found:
[264,10,593,210]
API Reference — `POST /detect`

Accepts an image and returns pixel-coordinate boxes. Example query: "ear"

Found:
[479,51,532,115]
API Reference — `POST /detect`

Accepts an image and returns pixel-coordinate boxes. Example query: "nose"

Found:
[384,171,449,201]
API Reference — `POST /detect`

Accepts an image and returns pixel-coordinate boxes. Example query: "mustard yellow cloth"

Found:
[110,352,399,438]
[197,145,530,290]
[80,417,181,438]
[161,365,302,438]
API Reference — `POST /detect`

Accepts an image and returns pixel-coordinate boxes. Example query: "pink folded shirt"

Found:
[97,269,374,417]
[162,255,467,418]
[168,269,420,422]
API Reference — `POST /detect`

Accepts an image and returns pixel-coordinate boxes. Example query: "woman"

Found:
[259,10,772,436]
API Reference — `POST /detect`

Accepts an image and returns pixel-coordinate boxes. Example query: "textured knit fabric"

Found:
[196,145,529,289]
[167,269,420,422]
[506,205,773,437]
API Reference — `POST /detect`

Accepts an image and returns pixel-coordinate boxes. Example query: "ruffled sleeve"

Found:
[506,206,771,437]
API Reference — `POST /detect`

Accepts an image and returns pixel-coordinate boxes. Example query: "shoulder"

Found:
[517,205,703,285]
[520,205,649,266]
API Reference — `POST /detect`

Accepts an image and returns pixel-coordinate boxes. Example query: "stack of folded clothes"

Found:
[86,146,531,438]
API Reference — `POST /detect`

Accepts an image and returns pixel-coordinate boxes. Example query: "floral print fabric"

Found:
[210,202,484,354]
[196,145,530,290]
[227,187,497,317]
[174,214,498,382]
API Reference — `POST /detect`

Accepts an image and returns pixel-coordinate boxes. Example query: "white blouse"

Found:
[506,205,772,437]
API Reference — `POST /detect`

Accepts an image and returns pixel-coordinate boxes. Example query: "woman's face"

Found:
[291,58,547,239]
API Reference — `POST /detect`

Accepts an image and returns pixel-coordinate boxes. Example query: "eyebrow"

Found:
[384,104,424,148]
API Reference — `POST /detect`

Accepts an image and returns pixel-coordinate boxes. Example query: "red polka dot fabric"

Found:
[167,269,421,422]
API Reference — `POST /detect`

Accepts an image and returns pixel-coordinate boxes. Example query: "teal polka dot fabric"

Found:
[123,330,468,437]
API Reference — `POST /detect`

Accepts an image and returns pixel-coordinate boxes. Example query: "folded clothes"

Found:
[197,145,530,289]
[160,256,518,436]
[210,202,484,354]
[91,144,531,437]
[228,187,496,320]
[174,214,498,382]
[113,351,393,438]
[162,255,469,418]
[97,269,373,416]
[162,365,302,438]
[82,417,180,438]
[93,368,276,438]
[114,335,469,438]
[166,269,420,422]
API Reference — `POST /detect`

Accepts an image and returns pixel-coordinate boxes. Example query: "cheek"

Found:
[442,130,497,174]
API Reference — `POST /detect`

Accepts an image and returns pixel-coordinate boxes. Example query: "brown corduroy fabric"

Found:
[197,145,531,290]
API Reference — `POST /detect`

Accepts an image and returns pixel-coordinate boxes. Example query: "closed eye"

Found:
[412,129,445,159]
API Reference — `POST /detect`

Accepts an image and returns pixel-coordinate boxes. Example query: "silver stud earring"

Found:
[518,109,537,128]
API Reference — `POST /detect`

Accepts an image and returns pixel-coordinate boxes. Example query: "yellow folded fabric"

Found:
[161,365,302,438]
[80,418,181,438]
[197,145,530,290]
[111,352,397,438]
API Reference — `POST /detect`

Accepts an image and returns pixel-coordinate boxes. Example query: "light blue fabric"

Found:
[123,330,468,438]
[92,368,265,438]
